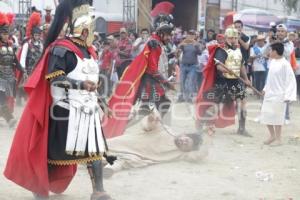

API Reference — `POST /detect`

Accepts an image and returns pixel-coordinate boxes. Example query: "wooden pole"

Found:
[214,58,263,97]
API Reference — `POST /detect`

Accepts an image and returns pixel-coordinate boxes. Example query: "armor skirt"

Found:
[48,105,103,165]
[203,78,246,104]
[0,78,16,97]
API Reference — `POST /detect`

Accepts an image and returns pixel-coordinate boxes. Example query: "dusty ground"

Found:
[1,96,300,200]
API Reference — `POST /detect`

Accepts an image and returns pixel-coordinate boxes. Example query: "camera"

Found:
[270,24,277,40]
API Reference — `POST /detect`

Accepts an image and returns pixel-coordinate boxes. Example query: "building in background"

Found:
[1,0,299,33]
[93,0,124,34]
[93,0,201,34]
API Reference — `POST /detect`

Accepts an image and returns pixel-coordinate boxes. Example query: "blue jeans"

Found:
[196,72,203,91]
[179,64,198,102]
[252,71,267,92]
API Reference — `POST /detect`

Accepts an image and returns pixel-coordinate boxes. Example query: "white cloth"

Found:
[20,42,29,69]
[261,57,297,125]
[250,45,267,71]
[260,101,286,125]
[263,57,297,102]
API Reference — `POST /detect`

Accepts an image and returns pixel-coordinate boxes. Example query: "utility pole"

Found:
[18,0,31,17]
[123,0,136,32]
[232,0,238,11]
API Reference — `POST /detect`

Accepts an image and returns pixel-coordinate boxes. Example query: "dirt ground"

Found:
[1,96,300,200]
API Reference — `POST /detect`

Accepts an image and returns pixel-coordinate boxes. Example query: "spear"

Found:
[214,58,263,97]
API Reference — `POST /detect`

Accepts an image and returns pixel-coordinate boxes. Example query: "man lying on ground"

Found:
[104,111,208,178]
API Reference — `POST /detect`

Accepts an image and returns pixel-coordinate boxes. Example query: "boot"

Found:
[87,160,113,200]
[156,96,171,119]
[237,110,252,137]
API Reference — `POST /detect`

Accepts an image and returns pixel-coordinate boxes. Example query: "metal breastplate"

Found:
[67,55,99,84]
[26,42,43,74]
[50,57,104,155]
[223,48,242,79]
[0,46,15,78]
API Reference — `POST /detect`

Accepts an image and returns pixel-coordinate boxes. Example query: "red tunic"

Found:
[103,34,169,138]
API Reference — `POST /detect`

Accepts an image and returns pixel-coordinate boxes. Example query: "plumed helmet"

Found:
[0,12,10,34]
[153,14,174,33]
[44,0,95,49]
[6,13,15,26]
[151,1,175,33]
[26,12,42,37]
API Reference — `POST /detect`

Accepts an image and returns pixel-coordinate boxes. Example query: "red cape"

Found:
[4,39,96,196]
[102,46,151,138]
[195,44,235,128]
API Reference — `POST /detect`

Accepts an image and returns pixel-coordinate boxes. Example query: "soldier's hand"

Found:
[244,79,251,87]
[83,80,97,91]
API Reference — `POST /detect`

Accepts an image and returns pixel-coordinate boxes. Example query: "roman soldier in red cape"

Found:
[102,1,176,138]
[0,12,25,128]
[4,1,115,200]
[195,27,251,136]
[17,12,43,105]
[20,11,43,76]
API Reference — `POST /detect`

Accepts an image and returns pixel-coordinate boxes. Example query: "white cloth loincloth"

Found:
[260,101,286,125]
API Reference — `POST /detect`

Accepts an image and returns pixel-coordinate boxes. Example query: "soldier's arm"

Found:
[19,42,28,69]
[214,48,228,73]
[147,40,173,89]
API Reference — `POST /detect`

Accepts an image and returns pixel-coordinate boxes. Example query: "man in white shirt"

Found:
[131,28,150,58]
[263,24,296,124]
[249,35,268,94]
[261,42,297,146]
